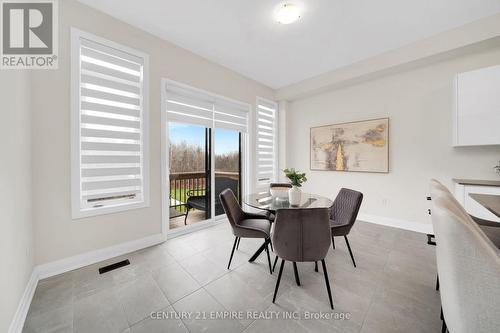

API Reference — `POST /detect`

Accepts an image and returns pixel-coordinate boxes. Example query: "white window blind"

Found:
[71,29,149,218]
[165,81,249,132]
[256,97,278,186]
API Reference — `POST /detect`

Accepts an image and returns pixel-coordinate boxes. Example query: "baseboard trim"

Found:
[358,213,434,234]
[37,233,166,280]
[7,269,39,333]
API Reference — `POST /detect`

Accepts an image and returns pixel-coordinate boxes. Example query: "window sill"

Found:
[72,200,149,219]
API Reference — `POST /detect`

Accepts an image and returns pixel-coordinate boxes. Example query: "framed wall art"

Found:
[310,118,389,173]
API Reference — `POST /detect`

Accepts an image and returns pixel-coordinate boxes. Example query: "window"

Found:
[256,97,278,188]
[71,29,149,218]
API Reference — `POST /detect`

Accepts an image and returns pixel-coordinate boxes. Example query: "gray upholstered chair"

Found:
[430,181,500,333]
[328,188,363,268]
[219,189,273,273]
[272,207,334,309]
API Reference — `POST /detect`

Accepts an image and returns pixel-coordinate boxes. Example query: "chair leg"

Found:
[273,259,285,303]
[236,237,240,250]
[269,240,274,252]
[264,239,273,274]
[436,274,440,291]
[321,259,334,309]
[331,234,335,249]
[227,236,238,270]
[184,207,190,225]
[293,262,301,286]
[272,255,278,272]
[314,261,318,272]
[344,236,356,267]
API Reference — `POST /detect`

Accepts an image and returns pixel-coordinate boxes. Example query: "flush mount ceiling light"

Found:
[275,3,301,24]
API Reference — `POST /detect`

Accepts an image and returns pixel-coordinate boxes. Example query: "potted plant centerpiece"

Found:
[283,168,307,206]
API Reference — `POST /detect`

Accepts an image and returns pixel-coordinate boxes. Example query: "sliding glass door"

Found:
[167,124,243,229]
[214,128,241,217]
[168,123,211,230]
[164,79,249,232]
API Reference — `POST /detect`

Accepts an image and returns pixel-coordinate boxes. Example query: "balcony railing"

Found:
[169,171,239,215]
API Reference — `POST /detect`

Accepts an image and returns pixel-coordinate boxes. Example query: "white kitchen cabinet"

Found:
[454,64,500,146]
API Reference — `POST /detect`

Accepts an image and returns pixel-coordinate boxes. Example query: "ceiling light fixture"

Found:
[275,3,301,24]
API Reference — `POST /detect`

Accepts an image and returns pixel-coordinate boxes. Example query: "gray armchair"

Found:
[219,189,273,273]
[271,207,334,309]
[328,188,363,268]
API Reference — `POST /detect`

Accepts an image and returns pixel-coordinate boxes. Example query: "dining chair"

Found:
[327,188,363,268]
[430,184,500,333]
[219,189,273,273]
[272,207,334,309]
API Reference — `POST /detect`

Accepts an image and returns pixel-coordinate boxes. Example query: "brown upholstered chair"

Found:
[219,189,273,273]
[272,207,334,309]
[327,188,363,268]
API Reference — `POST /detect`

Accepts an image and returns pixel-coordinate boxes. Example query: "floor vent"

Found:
[98,259,130,274]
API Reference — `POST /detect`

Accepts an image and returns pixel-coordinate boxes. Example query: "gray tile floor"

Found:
[23,221,441,333]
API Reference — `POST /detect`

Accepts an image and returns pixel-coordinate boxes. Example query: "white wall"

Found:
[30,0,274,265]
[285,45,500,232]
[0,71,33,333]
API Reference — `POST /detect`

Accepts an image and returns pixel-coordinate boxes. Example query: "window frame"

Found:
[71,28,150,219]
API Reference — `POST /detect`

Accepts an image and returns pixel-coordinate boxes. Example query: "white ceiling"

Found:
[79,0,500,89]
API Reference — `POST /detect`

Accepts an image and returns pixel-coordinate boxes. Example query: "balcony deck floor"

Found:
[169,209,207,230]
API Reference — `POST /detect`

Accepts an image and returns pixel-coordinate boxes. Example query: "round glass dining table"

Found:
[244,192,333,213]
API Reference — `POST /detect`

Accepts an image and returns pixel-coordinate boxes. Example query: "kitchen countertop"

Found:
[469,193,500,218]
[453,179,500,187]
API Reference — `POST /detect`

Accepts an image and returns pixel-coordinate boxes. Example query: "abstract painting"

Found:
[310,118,389,173]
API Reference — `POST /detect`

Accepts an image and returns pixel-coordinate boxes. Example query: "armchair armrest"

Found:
[187,189,205,197]
[471,215,500,228]
[244,211,269,220]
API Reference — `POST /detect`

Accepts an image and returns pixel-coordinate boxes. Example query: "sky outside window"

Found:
[169,123,239,154]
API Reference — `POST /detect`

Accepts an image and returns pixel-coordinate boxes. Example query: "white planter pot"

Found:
[288,186,302,206]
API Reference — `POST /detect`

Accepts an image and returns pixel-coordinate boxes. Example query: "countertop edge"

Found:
[452,178,500,187]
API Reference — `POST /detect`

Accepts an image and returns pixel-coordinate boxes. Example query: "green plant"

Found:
[283,168,307,187]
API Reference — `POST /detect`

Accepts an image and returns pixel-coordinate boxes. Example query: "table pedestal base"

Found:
[248,241,267,262]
